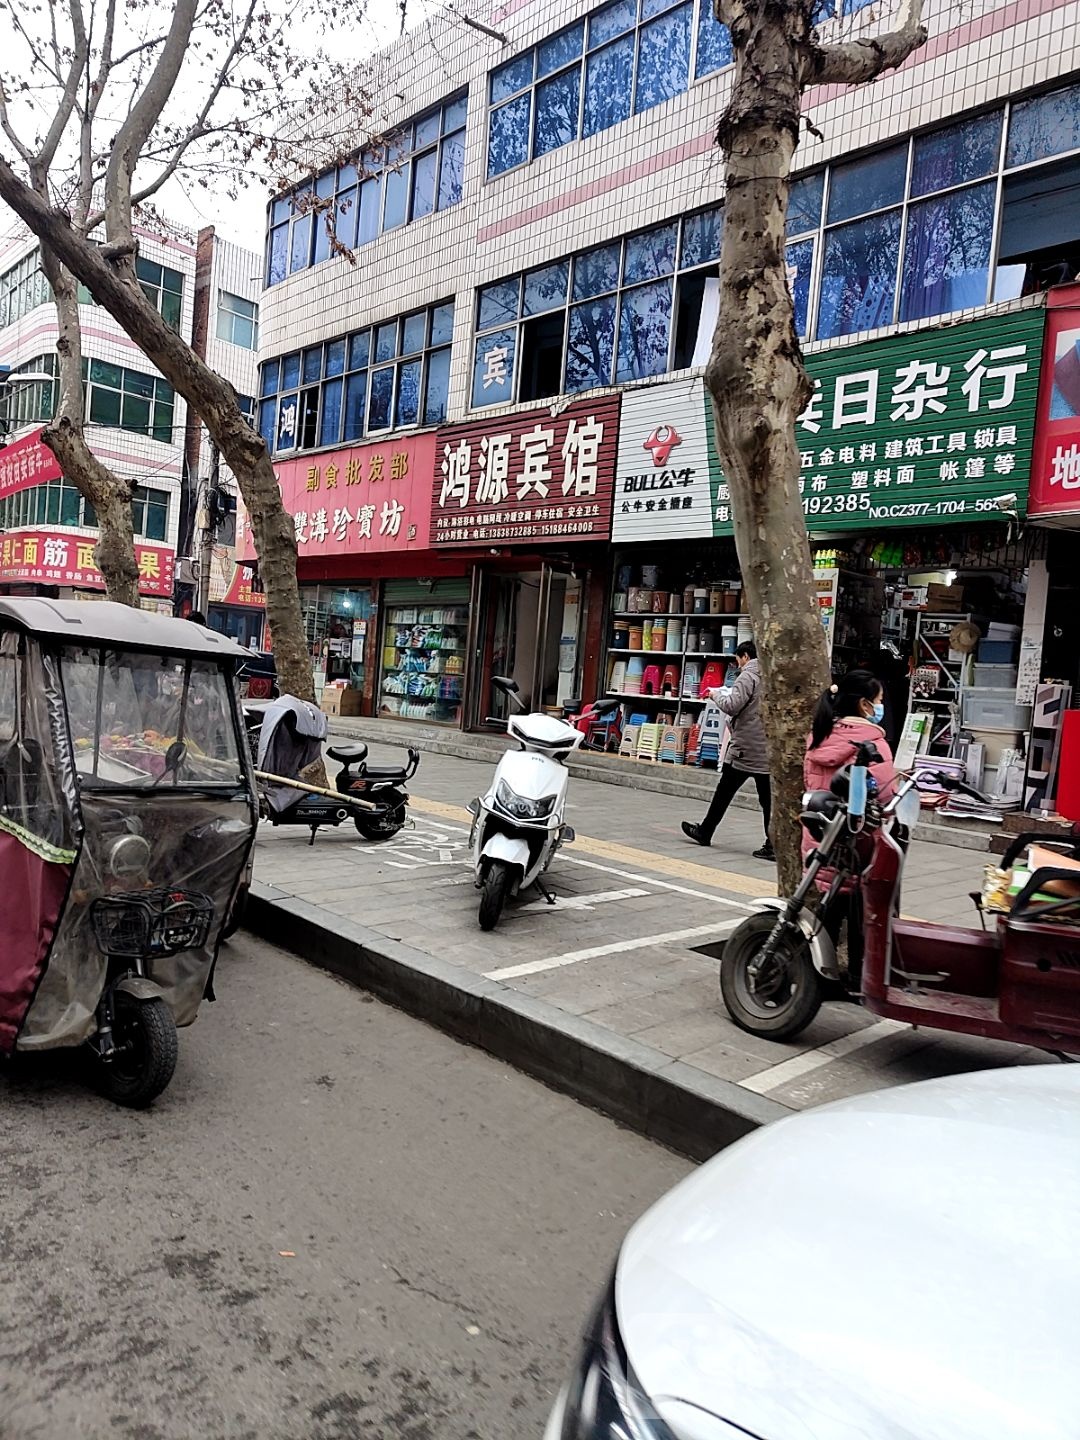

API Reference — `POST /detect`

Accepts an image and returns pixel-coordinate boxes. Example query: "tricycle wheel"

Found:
[95,995,178,1108]
[720,911,821,1040]
[354,789,406,842]
[478,861,511,931]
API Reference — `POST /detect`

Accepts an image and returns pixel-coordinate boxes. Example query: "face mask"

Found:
[870,701,885,725]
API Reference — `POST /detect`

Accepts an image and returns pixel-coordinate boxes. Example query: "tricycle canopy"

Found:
[0,599,257,1055]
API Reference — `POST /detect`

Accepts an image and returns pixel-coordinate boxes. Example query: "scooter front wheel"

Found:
[479,861,511,931]
[720,912,821,1040]
[94,995,178,1108]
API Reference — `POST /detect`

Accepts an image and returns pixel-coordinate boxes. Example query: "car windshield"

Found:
[61,646,244,789]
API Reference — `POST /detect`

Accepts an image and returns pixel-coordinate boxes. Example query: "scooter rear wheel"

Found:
[720,911,822,1040]
[94,995,178,1108]
[479,861,511,931]
[354,790,407,842]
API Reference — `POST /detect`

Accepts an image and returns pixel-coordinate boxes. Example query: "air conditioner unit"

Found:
[177,557,199,585]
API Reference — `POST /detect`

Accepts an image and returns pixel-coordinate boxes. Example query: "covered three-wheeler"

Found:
[0,598,257,1106]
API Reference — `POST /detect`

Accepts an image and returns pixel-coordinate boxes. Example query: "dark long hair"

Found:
[811,669,883,748]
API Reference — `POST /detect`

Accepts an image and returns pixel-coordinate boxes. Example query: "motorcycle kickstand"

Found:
[534,875,557,906]
[308,825,319,846]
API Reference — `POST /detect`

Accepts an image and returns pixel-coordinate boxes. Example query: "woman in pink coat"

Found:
[803,669,897,951]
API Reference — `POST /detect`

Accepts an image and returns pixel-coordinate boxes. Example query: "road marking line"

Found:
[407,795,775,900]
[518,887,648,912]
[738,1018,910,1095]
[484,920,741,980]
[563,855,754,911]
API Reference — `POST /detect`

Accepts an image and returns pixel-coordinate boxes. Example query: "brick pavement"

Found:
[248,736,1051,1115]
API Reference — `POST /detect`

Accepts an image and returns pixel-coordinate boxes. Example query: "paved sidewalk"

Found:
[249,737,1050,1124]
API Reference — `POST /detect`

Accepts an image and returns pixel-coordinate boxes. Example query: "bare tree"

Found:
[0,0,371,694]
[706,0,927,888]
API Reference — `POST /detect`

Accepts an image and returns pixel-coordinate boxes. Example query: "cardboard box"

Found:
[321,686,364,717]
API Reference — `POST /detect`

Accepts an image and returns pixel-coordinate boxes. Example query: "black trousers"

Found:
[700,763,771,841]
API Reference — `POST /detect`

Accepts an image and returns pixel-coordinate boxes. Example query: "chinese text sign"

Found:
[0,531,174,597]
[1028,286,1080,520]
[0,428,62,501]
[612,378,717,541]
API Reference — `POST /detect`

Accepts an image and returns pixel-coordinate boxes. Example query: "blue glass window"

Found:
[488,94,532,176]
[281,354,301,391]
[899,181,994,322]
[260,362,279,398]
[430,304,455,346]
[412,149,438,219]
[786,238,814,338]
[326,339,346,377]
[911,112,1002,196]
[817,209,902,338]
[383,161,409,232]
[566,297,617,391]
[589,0,635,47]
[396,360,422,426]
[277,393,299,449]
[267,225,288,285]
[478,279,521,328]
[288,214,311,273]
[358,176,382,246]
[302,347,322,384]
[535,69,580,157]
[320,378,343,446]
[616,279,672,381]
[681,207,723,266]
[444,96,467,131]
[375,323,398,364]
[634,3,691,114]
[827,145,906,223]
[1008,82,1080,166]
[402,312,427,355]
[574,244,621,299]
[787,173,824,235]
[258,398,276,449]
[472,328,517,408]
[624,223,678,283]
[438,130,465,209]
[695,0,732,77]
[583,37,633,136]
[539,22,584,75]
[424,348,451,424]
[524,262,569,314]
[335,188,358,249]
[343,372,367,440]
[368,368,394,430]
[492,53,533,101]
[348,332,370,370]
[415,111,441,148]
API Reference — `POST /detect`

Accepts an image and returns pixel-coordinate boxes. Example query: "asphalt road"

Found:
[0,936,690,1440]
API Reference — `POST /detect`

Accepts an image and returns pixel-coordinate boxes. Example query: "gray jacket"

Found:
[712,659,768,774]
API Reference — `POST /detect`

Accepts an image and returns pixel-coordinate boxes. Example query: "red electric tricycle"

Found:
[720,742,1080,1055]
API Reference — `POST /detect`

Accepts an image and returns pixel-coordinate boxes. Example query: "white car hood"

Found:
[618,1066,1080,1440]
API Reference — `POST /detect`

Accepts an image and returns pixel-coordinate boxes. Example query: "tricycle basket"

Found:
[91,888,214,958]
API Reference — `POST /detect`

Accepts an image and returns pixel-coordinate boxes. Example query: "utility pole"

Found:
[196,440,219,616]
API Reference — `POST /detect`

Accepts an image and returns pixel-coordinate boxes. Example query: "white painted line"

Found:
[484,919,741,981]
[739,1018,910,1095]
[517,887,648,913]
[563,854,754,911]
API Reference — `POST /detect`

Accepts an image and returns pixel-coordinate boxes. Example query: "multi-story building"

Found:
[0,229,195,610]
[185,226,265,646]
[246,0,1080,797]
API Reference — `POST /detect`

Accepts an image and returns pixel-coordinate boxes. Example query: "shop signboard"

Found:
[710,308,1044,535]
[239,433,436,561]
[0,427,61,501]
[612,378,716,541]
[1028,285,1080,523]
[220,561,265,608]
[432,395,620,546]
[0,530,174,597]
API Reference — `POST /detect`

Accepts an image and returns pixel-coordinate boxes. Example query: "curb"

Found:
[245,882,788,1160]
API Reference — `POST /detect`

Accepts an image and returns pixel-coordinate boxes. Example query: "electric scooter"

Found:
[467,677,582,931]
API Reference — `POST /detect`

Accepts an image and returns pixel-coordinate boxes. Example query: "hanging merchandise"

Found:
[378,579,469,725]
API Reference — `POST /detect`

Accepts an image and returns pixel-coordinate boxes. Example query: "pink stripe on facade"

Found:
[8,315,146,357]
[478,0,1072,245]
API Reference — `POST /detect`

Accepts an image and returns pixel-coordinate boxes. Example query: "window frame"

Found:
[216,289,260,349]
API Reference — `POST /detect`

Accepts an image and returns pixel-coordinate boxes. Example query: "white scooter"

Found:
[467,676,582,931]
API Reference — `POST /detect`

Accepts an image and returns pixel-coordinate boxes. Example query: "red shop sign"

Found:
[240,433,436,561]
[0,530,174,597]
[1029,286,1080,520]
[0,428,62,501]
[221,563,265,608]
[432,395,620,547]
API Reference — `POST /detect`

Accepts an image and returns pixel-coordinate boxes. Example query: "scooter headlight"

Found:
[495,780,556,821]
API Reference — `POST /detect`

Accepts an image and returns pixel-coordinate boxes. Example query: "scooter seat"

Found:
[327,743,368,764]
[359,765,408,782]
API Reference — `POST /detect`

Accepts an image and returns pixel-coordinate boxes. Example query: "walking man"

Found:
[682,641,773,861]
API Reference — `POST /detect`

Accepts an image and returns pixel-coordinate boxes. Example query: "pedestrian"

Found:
[682,641,774,860]
[803,669,897,953]
[187,609,206,625]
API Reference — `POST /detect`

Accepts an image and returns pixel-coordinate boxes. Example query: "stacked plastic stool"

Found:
[636,723,662,762]
[618,724,641,760]
[658,725,688,765]
[698,706,726,768]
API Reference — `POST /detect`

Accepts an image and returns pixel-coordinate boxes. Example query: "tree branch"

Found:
[803,0,927,86]
[36,0,89,173]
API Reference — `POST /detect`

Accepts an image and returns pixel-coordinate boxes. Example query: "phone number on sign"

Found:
[802,495,1004,520]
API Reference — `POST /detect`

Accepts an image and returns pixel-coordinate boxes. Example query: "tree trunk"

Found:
[705,5,830,893]
[0,170,314,705]
[37,251,142,607]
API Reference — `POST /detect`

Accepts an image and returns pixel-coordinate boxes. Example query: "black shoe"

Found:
[753,842,776,861]
[682,821,711,847]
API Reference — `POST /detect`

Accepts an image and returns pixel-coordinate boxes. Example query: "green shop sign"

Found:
[710,307,1044,534]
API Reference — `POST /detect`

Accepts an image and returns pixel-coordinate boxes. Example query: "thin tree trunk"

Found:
[706,8,830,893]
[37,248,141,607]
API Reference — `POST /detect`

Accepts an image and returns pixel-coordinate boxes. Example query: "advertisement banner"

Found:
[432,395,620,547]
[1028,285,1080,521]
[704,309,1044,536]
[612,378,716,541]
[0,428,62,501]
[0,531,174,597]
[239,433,436,561]
[221,561,265,608]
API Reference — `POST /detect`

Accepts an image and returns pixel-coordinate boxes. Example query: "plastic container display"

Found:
[962,689,1032,730]
[977,639,1017,665]
[966,726,1024,767]
[972,663,1018,689]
